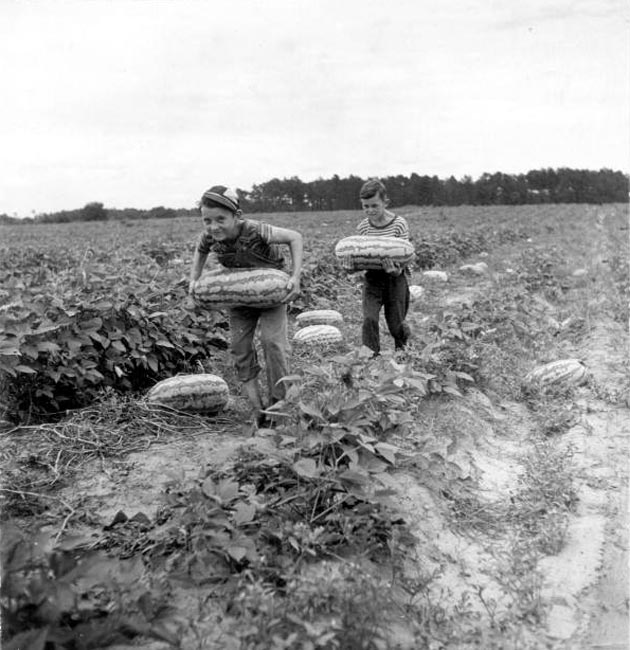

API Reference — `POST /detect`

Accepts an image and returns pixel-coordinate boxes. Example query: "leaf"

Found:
[21,344,39,359]
[0,523,24,563]
[146,355,159,373]
[338,469,369,485]
[217,479,239,503]
[80,317,103,330]
[155,339,176,349]
[36,341,61,353]
[299,401,324,420]
[355,453,388,474]
[91,301,113,310]
[110,340,126,353]
[40,582,76,619]
[149,622,181,645]
[201,477,216,499]
[422,437,452,459]
[15,364,37,374]
[129,511,152,527]
[375,442,399,465]
[55,531,96,551]
[340,445,359,465]
[374,488,399,498]
[88,331,108,347]
[405,377,428,393]
[65,553,123,591]
[227,545,248,561]
[31,529,56,560]
[3,627,49,650]
[232,502,256,525]
[277,374,302,384]
[104,510,128,529]
[292,458,320,479]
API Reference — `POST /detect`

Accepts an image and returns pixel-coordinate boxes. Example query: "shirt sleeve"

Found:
[250,220,273,243]
[396,217,411,240]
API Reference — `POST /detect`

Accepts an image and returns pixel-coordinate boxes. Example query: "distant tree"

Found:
[81,202,108,221]
[148,206,177,219]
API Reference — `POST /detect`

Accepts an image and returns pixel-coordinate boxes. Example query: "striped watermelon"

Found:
[523,359,588,390]
[334,236,415,271]
[293,324,343,345]
[147,374,229,413]
[296,309,344,328]
[192,268,290,310]
[422,270,448,282]
[408,285,425,300]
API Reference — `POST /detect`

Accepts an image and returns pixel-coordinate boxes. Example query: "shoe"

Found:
[255,410,276,429]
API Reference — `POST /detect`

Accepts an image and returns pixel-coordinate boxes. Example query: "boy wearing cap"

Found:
[189,185,303,427]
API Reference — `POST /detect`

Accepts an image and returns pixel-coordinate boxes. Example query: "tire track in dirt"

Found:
[534,208,629,649]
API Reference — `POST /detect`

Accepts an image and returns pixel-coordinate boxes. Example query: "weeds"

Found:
[226,562,395,650]
[1,393,233,518]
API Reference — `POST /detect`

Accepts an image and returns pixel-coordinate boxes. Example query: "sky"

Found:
[1,0,628,216]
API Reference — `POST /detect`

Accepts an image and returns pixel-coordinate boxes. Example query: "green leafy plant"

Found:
[0,267,228,422]
[1,523,180,649]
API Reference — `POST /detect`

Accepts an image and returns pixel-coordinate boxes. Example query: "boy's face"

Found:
[200,205,239,241]
[360,194,386,220]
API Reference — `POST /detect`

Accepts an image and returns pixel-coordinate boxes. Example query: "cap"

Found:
[201,185,240,213]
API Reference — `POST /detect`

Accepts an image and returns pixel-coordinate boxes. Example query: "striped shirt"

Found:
[197,219,285,270]
[356,214,413,276]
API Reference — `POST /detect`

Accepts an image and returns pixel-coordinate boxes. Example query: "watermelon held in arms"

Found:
[334,236,415,271]
[147,374,229,414]
[191,268,291,310]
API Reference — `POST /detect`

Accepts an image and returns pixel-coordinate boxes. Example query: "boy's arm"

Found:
[341,257,361,274]
[189,248,209,293]
[382,217,412,275]
[382,259,403,276]
[268,225,303,300]
[337,221,363,274]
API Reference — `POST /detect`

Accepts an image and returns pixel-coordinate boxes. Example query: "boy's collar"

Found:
[369,211,395,227]
[224,217,244,242]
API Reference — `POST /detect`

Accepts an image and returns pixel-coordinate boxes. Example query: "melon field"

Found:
[1,203,628,649]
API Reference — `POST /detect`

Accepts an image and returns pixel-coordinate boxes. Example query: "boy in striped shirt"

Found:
[344,179,412,355]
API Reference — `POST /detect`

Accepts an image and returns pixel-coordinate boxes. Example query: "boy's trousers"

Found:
[229,304,290,403]
[362,271,410,354]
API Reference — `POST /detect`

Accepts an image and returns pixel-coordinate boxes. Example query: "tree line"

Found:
[240,168,628,212]
[1,167,627,224]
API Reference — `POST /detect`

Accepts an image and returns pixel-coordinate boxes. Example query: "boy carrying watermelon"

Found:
[341,179,413,355]
[188,185,303,428]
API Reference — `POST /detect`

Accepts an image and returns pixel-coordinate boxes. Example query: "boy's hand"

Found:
[340,256,356,272]
[183,295,198,312]
[284,276,301,303]
[383,259,402,276]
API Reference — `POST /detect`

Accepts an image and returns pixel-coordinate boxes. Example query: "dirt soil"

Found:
[58,312,629,649]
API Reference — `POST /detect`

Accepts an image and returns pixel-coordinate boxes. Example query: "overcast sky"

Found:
[1,0,628,216]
